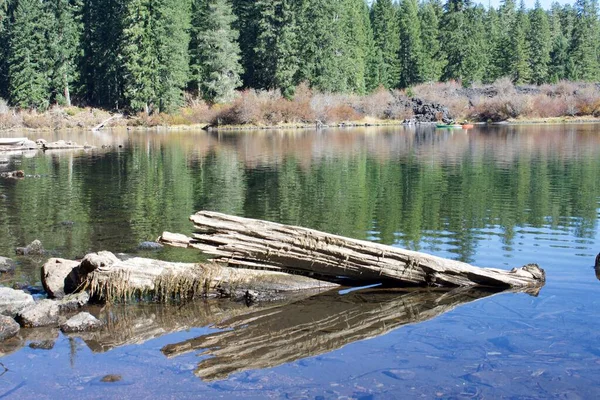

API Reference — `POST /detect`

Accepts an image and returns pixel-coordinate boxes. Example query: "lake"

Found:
[0,124,599,399]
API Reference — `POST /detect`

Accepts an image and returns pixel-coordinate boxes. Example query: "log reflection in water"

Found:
[161,287,517,381]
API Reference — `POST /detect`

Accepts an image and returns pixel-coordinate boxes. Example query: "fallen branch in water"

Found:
[159,211,546,289]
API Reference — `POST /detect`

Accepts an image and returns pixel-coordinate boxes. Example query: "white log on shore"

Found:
[159,211,546,289]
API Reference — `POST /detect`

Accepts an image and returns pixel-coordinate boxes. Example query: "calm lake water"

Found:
[0,125,599,399]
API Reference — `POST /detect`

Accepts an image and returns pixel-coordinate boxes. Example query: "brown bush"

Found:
[469,94,532,121]
[323,104,362,123]
[574,86,600,116]
[22,112,53,129]
[0,113,22,130]
[360,86,394,119]
[531,94,568,118]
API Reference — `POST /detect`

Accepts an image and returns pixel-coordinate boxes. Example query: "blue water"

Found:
[0,125,599,399]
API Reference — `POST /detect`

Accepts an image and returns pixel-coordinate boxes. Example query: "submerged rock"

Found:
[16,299,59,328]
[15,239,45,256]
[138,241,164,251]
[0,256,16,273]
[0,287,35,317]
[0,170,25,179]
[60,312,103,333]
[0,315,20,342]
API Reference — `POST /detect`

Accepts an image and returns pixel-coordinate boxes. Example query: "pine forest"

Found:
[0,0,599,113]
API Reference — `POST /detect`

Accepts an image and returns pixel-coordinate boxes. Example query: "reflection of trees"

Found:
[1,126,599,270]
[161,288,508,381]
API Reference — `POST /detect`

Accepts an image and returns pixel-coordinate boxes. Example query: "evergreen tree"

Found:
[494,0,517,80]
[190,0,242,103]
[440,0,485,84]
[362,0,379,92]
[398,0,423,88]
[371,0,400,88]
[568,0,600,81]
[47,0,82,106]
[8,0,51,109]
[528,0,551,84]
[121,0,190,113]
[0,0,10,99]
[231,0,258,88]
[482,7,500,82]
[80,0,126,108]
[549,2,568,81]
[344,0,370,93]
[419,0,444,83]
[253,0,299,96]
[508,1,531,84]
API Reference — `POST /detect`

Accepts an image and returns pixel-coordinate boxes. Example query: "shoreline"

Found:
[2,116,600,135]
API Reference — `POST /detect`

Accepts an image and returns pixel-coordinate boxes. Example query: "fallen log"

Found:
[42,251,337,303]
[92,113,122,132]
[159,211,545,289]
[161,287,520,381]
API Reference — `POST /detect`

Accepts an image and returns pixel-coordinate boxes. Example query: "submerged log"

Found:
[159,211,545,289]
[42,251,336,303]
[162,287,522,381]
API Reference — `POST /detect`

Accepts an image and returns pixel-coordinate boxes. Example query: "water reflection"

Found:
[161,287,528,381]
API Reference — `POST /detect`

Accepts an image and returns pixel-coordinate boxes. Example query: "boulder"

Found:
[0,256,16,273]
[16,299,59,328]
[60,312,103,333]
[0,287,35,317]
[41,258,80,299]
[57,292,90,312]
[0,315,20,342]
[79,251,120,274]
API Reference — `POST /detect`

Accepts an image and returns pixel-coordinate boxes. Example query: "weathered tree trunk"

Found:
[159,211,545,289]
[42,252,336,303]
[91,114,123,132]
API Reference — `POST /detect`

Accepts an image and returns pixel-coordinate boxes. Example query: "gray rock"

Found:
[0,287,35,317]
[15,239,45,256]
[41,258,80,299]
[0,315,20,342]
[60,312,103,333]
[57,292,90,312]
[138,241,164,250]
[79,251,120,274]
[596,253,599,269]
[16,299,59,328]
[0,256,16,273]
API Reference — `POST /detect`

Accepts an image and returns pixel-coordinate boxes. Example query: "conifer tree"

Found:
[362,0,379,93]
[371,0,400,88]
[398,0,423,88]
[47,0,82,106]
[493,0,517,80]
[508,1,531,84]
[569,0,600,81]
[231,0,258,88]
[190,0,242,103]
[482,7,500,82]
[8,0,51,109]
[344,0,370,93]
[549,3,568,82]
[528,0,551,84]
[253,0,299,96]
[419,1,444,83]
[0,0,10,99]
[440,0,485,84]
[80,0,126,108]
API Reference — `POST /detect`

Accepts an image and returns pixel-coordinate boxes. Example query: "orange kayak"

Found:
[462,124,474,129]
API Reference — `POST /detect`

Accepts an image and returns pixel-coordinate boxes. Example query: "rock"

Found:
[0,315,20,341]
[15,239,45,256]
[60,312,103,333]
[138,241,164,251]
[0,287,35,317]
[0,256,16,273]
[0,170,25,179]
[41,258,80,299]
[596,253,600,269]
[79,251,120,274]
[57,292,90,312]
[16,299,59,328]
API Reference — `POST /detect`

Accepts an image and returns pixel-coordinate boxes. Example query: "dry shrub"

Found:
[493,77,516,95]
[324,104,361,122]
[0,113,21,130]
[0,98,9,114]
[179,101,218,124]
[213,90,262,125]
[411,81,468,118]
[574,86,600,116]
[310,92,364,124]
[360,86,394,119]
[291,82,316,122]
[470,94,532,121]
[554,80,579,96]
[21,111,53,129]
[531,94,569,118]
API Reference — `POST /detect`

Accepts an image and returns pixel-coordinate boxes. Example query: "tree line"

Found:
[0,0,598,113]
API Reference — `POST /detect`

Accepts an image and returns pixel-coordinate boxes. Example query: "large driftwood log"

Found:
[161,287,518,381]
[159,211,545,289]
[42,252,336,303]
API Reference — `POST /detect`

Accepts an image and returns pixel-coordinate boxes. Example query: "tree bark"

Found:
[159,211,546,289]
